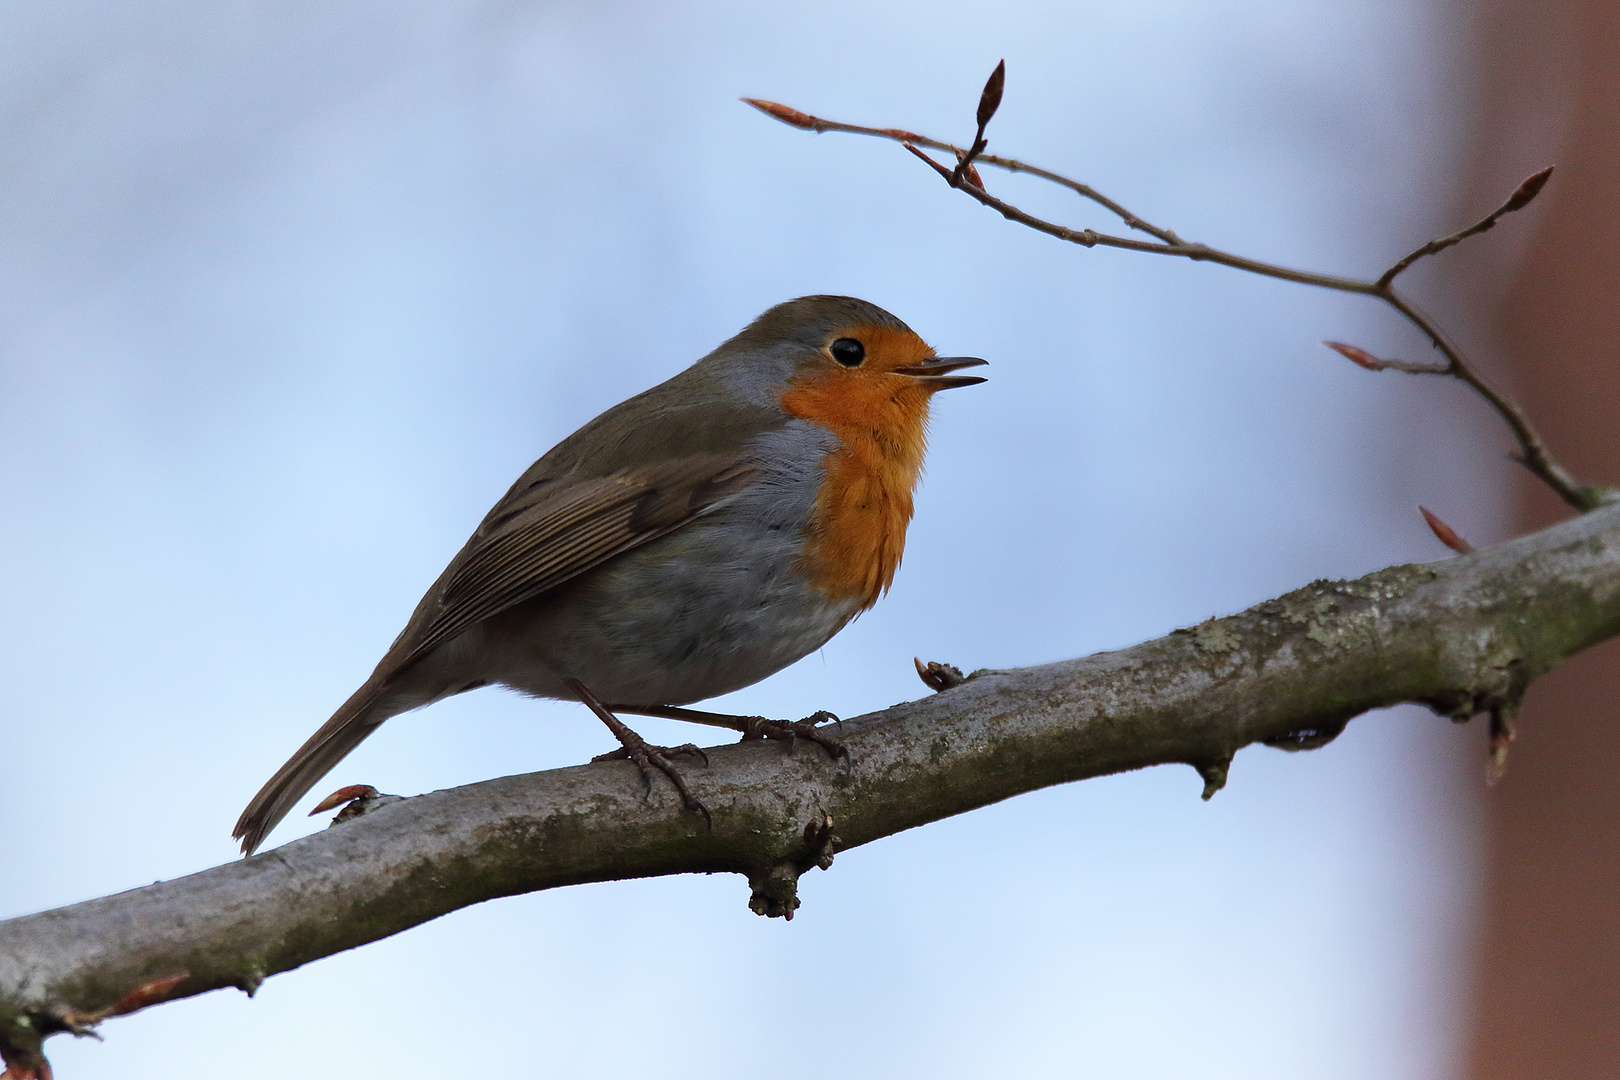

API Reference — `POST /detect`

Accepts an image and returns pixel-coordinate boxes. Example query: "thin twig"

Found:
[1373,290,1597,503]
[746,81,1615,513]
[742,97,1183,243]
[1378,167,1555,288]
[1324,341,1448,375]
[950,60,1004,187]
[899,143,1378,293]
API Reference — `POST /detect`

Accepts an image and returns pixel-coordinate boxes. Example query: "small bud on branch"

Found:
[1378,166,1557,287]
[1419,506,1475,554]
[977,60,1006,130]
[1503,166,1554,213]
[744,89,1598,511]
[954,150,985,189]
[310,784,379,815]
[104,973,190,1020]
[1324,340,1382,370]
[1323,341,1449,375]
[740,98,818,130]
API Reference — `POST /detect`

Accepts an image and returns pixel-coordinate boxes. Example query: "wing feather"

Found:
[390,451,756,671]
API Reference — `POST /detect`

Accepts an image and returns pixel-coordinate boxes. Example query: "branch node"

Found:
[1194,755,1232,800]
[746,814,840,919]
[748,863,802,920]
[953,149,985,190]
[1574,484,1620,511]
[234,968,266,998]
[803,813,840,871]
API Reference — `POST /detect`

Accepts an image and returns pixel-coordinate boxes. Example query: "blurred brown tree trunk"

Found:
[1467,1,1620,1075]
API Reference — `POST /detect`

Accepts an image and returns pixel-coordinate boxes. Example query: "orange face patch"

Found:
[778,323,939,609]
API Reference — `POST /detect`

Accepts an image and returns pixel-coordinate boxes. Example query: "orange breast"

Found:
[778,325,935,611]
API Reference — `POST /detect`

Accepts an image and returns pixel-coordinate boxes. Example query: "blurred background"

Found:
[0,2,1610,1077]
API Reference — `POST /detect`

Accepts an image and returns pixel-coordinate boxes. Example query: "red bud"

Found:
[1419,506,1475,554]
[106,972,190,1018]
[976,60,1006,129]
[1503,166,1554,212]
[1324,340,1382,369]
[310,784,379,815]
[741,98,817,130]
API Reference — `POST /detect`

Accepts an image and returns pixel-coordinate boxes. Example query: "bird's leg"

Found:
[567,678,711,826]
[610,703,849,763]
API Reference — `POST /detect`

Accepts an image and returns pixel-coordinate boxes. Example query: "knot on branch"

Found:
[1428,647,1530,781]
[1193,754,1234,799]
[746,814,840,920]
[1428,647,1528,723]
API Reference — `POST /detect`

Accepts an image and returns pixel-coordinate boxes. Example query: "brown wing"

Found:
[387,450,756,672]
[233,454,756,855]
[235,356,786,854]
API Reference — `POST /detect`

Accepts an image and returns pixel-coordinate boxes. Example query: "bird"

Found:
[233,295,986,854]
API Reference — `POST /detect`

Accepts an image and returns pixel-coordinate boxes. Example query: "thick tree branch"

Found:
[7,502,1620,1075]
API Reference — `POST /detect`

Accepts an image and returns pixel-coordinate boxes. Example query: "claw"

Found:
[804,709,842,733]
[670,743,710,767]
[568,677,713,827]
[795,712,850,762]
[629,743,711,825]
[732,712,847,761]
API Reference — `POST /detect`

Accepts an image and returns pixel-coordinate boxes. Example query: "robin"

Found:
[233,295,986,854]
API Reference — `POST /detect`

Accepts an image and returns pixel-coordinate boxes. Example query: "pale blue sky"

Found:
[0,2,1512,1076]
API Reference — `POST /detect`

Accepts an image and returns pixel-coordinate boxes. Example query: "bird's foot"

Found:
[592,737,711,826]
[608,702,851,763]
[570,678,712,826]
[737,710,848,762]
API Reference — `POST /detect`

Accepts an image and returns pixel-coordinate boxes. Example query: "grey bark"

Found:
[6,502,1620,1076]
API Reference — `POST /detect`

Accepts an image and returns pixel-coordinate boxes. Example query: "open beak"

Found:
[894,355,988,391]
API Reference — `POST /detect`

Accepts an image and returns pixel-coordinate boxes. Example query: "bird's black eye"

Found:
[830,338,865,367]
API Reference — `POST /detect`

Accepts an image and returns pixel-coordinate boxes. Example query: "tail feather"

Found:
[233,680,393,856]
